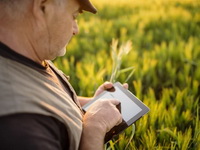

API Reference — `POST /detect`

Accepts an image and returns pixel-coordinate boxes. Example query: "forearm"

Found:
[77,96,93,107]
[78,96,104,149]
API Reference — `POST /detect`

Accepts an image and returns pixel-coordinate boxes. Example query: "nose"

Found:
[73,21,79,35]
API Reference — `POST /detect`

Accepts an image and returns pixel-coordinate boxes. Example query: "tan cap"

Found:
[78,0,97,14]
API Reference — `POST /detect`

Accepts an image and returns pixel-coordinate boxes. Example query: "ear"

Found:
[32,0,46,17]
[32,0,55,23]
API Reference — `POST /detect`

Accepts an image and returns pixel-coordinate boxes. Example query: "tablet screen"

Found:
[84,86,142,123]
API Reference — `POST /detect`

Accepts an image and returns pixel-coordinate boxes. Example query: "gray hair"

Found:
[0,0,64,21]
[0,0,31,21]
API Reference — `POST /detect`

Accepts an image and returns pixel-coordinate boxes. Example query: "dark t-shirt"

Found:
[0,114,69,150]
[0,42,70,149]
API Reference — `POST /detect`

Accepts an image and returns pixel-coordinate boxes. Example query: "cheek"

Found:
[57,18,73,39]
[55,21,73,49]
[65,21,74,36]
[55,19,73,41]
[48,15,74,51]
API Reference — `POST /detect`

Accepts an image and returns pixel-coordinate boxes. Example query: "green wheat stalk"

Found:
[124,124,135,150]
[110,39,134,83]
[106,39,135,149]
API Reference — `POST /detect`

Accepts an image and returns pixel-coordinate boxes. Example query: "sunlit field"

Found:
[54,0,200,149]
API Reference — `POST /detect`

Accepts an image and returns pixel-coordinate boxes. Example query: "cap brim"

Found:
[79,0,97,14]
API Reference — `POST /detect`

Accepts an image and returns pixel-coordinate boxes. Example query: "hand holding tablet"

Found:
[82,82,150,143]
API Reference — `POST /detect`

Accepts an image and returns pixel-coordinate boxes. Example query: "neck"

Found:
[0,25,44,65]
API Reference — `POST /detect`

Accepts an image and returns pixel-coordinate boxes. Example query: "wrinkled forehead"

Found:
[77,0,97,14]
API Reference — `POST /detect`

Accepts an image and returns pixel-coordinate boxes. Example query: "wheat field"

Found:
[54,0,200,149]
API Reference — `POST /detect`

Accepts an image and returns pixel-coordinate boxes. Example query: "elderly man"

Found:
[0,0,127,150]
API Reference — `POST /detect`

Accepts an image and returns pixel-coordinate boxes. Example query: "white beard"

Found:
[57,46,66,56]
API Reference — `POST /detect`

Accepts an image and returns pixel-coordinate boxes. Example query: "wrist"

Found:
[79,122,105,150]
[83,119,106,138]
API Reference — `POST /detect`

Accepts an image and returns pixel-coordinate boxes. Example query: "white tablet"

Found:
[82,82,150,143]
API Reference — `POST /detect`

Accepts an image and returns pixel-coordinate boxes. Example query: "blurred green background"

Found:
[54,0,200,149]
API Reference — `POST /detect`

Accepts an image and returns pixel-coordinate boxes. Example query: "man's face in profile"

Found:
[43,0,81,60]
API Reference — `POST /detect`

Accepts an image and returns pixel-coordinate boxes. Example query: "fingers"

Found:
[102,81,113,90]
[104,82,128,90]
[115,116,123,126]
[108,99,120,106]
[123,83,129,89]
[98,99,122,131]
[101,81,128,90]
[94,82,129,98]
[93,82,113,97]
[83,98,123,134]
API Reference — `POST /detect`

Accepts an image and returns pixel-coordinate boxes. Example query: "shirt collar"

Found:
[0,42,48,70]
